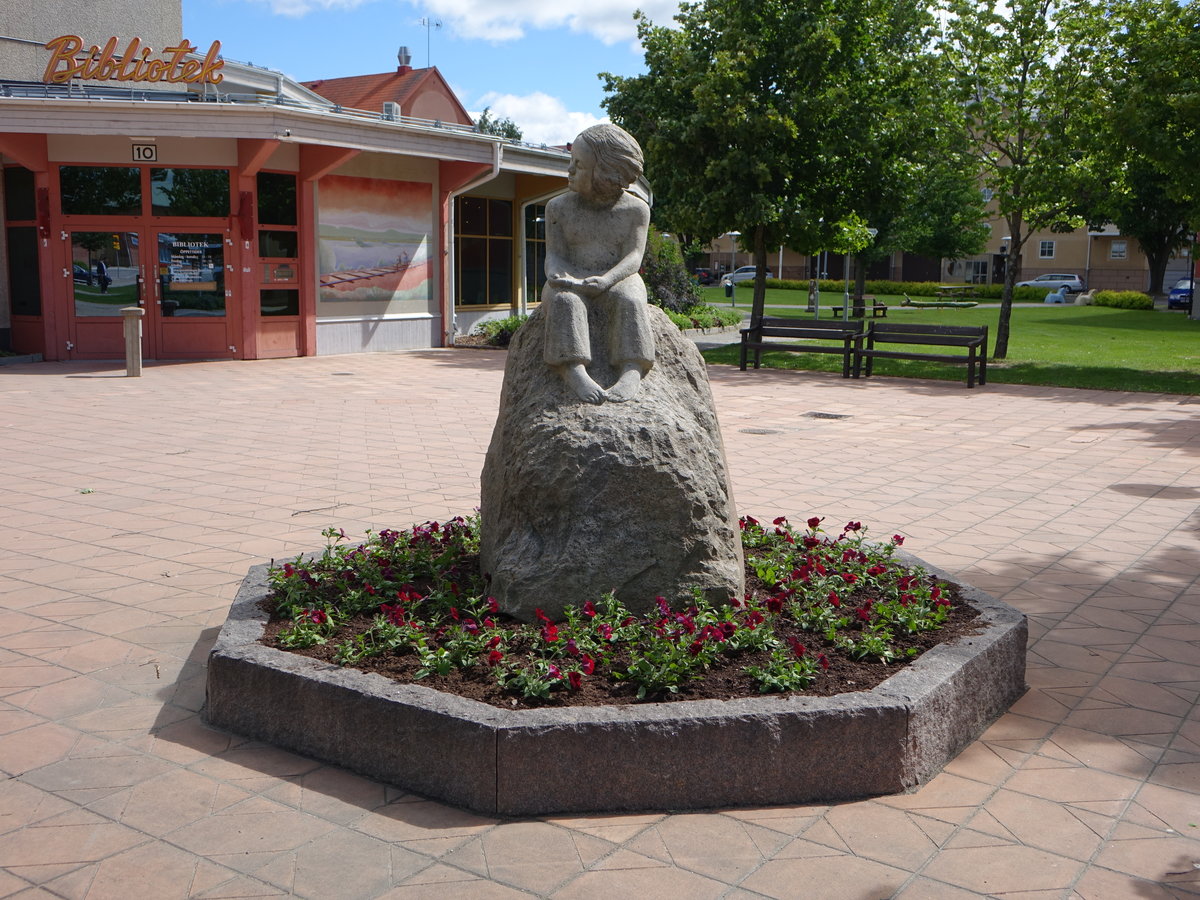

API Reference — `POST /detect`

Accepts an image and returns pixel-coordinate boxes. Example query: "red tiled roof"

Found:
[301,67,473,125]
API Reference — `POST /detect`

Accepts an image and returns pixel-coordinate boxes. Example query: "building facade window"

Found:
[454,196,512,306]
[150,168,231,217]
[59,166,141,216]
[256,171,299,317]
[1110,240,1127,260]
[1039,240,1055,259]
[524,203,547,303]
[980,187,994,202]
[966,260,988,284]
[3,167,41,316]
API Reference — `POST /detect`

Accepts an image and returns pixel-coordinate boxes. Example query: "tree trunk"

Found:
[995,219,1023,361]
[1144,246,1169,295]
[853,256,869,316]
[751,224,767,324]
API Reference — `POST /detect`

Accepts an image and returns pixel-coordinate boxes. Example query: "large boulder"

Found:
[479,300,744,622]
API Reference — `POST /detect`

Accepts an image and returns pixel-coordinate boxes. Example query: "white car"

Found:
[720,266,774,286]
[1015,273,1085,293]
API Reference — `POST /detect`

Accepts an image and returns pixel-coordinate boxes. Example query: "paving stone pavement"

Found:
[0,350,1198,899]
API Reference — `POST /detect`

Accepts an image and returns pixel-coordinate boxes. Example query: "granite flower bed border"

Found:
[205,554,1026,816]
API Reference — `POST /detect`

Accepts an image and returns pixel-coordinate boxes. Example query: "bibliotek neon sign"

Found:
[43,35,225,85]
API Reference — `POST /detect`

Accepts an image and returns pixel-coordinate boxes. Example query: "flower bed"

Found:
[261,517,980,708]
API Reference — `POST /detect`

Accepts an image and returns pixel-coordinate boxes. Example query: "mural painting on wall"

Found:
[317,175,433,313]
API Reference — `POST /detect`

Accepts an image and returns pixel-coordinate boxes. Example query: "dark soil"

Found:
[262,571,983,711]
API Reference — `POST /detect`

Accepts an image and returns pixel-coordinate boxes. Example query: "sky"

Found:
[183,0,684,145]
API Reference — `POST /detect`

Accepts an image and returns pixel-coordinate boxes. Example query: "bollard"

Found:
[120,307,144,377]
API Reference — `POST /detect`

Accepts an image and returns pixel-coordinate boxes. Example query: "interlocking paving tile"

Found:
[0,354,1198,896]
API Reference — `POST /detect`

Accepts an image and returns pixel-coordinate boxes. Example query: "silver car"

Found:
[720,266,774,286]
[1015,273,1085,293]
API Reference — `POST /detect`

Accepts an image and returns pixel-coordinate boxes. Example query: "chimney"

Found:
[397,45,412,74]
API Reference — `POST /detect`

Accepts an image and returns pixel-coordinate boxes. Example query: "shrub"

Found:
[642,230,701,313]
[1093,290,1153,310]
[743,278,1052,303]
[472,314,529,346]
[666,304,741,330]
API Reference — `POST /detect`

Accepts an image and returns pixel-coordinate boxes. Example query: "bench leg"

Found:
[739,340,748,371]
[980,353,987,386]
[967,348,975,388]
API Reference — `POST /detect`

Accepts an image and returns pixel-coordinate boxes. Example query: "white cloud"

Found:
[258,0,371,16]
[423,0,681,45]
[473,91,606,146]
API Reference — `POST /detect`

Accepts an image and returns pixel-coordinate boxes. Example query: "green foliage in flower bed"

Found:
[471,314,530,346]
[666,304,742,330]
[1092,290,1154,310]
[267,516,956,702]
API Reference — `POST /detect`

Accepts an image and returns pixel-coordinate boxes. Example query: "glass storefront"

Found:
[157,233,225,317]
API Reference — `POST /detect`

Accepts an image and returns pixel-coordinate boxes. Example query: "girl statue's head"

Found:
[574,124,644,202]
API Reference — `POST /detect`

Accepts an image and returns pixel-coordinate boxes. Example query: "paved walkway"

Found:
[0,351,1197,899]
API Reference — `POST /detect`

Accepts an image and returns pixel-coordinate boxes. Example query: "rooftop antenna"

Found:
[417,17,442,67]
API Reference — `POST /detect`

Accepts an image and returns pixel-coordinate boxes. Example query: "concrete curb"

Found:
[205,555,1026,816]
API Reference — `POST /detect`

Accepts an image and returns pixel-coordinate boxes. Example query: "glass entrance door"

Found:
[67,230,144,360]
[152,231,231,359]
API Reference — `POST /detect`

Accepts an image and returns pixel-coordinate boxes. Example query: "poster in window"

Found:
[317,175,433,316]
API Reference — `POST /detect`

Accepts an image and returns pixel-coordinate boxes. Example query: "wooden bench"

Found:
[856,323,989,388]
[827,299,888,318]
[740,317,866,378]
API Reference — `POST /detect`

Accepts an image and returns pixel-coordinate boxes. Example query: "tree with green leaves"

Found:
[604,0,937,323]
[474,107,523,141]
[940,0,1110,358]
[1094,0,1197,295]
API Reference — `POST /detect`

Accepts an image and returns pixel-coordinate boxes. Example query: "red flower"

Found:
[744,515,760,527]
[582,600,597,618]
[487,597,500,613]
[856,606,872,622]
[789,639,807,658]
[936,597,951,608]
[867,565,886,577]
[688,640,705,656]
[542,623,559,642]
[599,623,614,641]
[746,610,764,627]
[818,653,830,670]
[487,649,503,666]
[766,596,784,614]
[302,609,327,625]
[380,603,405,625]
[548,664,562,680]
[803,536,821,549]
[566,638,580,656]
[841,572,858,585]
[773,516,788,526]
[845,521,862,532]
[892,534,905,546]
[487,635,502,648]
[807,516,823,530]
[535,608,551,624]
[568,671,582,691]
[719,621,736,638]
[656,596,670,616]
[827,592,842,608]
[581,655,596,675]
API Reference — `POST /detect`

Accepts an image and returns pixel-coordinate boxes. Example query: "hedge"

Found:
[1092,290,1154,310]
[739,277,1050,303]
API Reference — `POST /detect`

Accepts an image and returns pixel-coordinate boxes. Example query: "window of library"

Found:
[257,172,297,226]
[1110,240,1127,260]
[151,168,231,217]
[60,166,141,216]
[454,196,512,306]
[524,204,547,302]
[4,168,41,316]
[1039,240,1055,259]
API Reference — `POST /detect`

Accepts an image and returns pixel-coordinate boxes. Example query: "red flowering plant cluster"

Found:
[266,514,962,705]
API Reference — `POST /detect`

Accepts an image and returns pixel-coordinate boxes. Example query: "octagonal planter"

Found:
[205,556,1026,816]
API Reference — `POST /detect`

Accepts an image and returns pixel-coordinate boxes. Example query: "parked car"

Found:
[1014,273,1085,293]
[1167,277,1194,311]
[693,267,717,285]
[72,264,93,285]
[720,266,774,286]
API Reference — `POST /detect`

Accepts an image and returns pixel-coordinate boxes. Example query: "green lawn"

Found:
[698,291,1200,394]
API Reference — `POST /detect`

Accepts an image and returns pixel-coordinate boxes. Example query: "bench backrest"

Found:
[751,317,865,337]
[869,322,987,347]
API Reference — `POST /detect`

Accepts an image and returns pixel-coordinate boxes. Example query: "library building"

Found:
[0,2,569,361]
